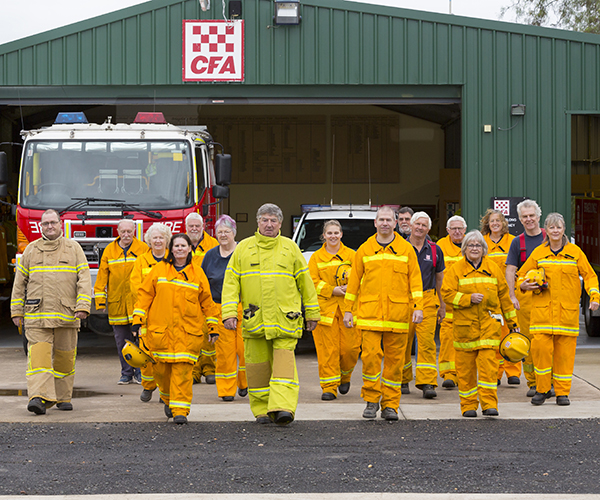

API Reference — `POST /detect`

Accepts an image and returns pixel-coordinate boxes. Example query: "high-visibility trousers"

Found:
[154,361,194,417]
[244,336,299,418]
[26,327,78,405]
[455,348,499,413]
[514,286,536,387]
[192,322,216,382]
[139,329,157,392]
[496,322,522,381]
[531,333,577,396]
[401,290,439,387]
[438,307,457,383]
[313,308,360,393]
[215,320,247,398]
[360,329,408,410]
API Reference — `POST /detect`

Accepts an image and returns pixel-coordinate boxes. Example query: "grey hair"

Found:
[517,199,542,219]
[543,212,568,247]
[446,215,467,230]
[144,222,172,247]
[185,212,204,225]
[461,230,488,257]
[117,219,135,230]
[411,211,431,230]
[256,203,283,223]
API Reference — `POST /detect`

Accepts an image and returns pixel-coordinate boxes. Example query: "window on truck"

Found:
[296,218,377,252]
[20,140,195,210]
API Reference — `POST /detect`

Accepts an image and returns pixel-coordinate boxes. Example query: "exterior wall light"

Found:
[274,0,301,25]
[511,104,526,116]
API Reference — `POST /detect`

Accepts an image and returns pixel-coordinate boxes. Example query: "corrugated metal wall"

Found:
[2,0,600,224]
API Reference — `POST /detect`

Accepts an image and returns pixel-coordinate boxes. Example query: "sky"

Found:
[0,0,517,46]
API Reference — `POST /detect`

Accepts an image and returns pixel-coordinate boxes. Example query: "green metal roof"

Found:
[2,0,600,227]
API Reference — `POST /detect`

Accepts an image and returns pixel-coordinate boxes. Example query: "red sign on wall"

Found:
[182,20,244,82]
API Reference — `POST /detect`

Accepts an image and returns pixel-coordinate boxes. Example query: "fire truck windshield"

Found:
[20,140,198,210]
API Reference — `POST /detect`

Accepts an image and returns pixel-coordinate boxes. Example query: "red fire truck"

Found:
[9,111,231,334]
[574,197,600,337]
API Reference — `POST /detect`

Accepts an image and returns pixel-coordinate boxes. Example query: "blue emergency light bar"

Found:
[54,112,88,124]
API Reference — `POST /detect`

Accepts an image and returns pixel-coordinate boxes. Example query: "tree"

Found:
[501,0,600,34]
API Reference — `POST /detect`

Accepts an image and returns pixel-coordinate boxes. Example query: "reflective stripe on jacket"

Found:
[441,256,518,351]
[518,242,600,337]
[132,260,219,363]
[221,231,320,339]
[344,233,423,333]
[308,242,355,326]
[11,235,92,328]
[94,237,149,325]
[484,233,515,275]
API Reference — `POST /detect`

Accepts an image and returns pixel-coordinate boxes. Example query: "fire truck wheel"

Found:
[86,314,114,336]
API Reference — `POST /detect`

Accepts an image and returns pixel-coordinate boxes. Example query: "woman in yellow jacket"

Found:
[132,233,220,424]
[130,223,172,403]
[519,213,599,406]
[441,230,519,418]
[480,209,521,385]
[308,220,360,400]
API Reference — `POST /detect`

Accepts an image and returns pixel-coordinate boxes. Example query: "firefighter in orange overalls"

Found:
[308,220,360,400]
[130,223,172,403]
[344,206,423,421]
[186,212,219,385]
[441,230,519,418]
[132,233,220,425]
[480,208,521,385]
[436,215,467,389]
[518,213,599,406]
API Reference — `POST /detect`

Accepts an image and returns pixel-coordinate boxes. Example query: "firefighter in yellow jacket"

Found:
[441,230,519,418]
[436,215,467,388]
[308,220,360,400]
[344,206,424,421]
[132,233,220,424]
[11,209,91,415]
[480,209,521,385]
[94,219,149,384]
[222,203,320,426]
[130,223,172,403]
[518,213,599,406]
[187,212,219,385]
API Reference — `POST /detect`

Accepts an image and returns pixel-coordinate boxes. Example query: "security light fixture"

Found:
[511,104,526,116]
[273,0,301,25]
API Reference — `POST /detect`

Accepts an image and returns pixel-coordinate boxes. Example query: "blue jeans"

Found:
[112,324,140,379]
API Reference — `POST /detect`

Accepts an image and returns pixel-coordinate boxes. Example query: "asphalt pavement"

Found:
[1,315,600,498]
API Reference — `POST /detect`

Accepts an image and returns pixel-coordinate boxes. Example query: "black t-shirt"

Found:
[201,246,233,304]
[412,240,445,291]
[506,232,545,269]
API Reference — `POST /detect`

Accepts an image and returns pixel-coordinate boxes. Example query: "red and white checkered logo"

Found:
[494,199,510,216]
[183,20,244,82]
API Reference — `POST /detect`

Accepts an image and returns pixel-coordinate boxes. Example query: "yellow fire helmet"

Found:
[335,263,352,287]
[525,267,548,294]
[122,339,155,368]
[499,331,531,363]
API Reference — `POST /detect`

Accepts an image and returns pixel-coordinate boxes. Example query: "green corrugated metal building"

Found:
[1,0,600,236]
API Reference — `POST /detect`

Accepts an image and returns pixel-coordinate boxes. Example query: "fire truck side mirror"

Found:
[212,184,230,199]
[0,152,7,197]
[215,154,232,186]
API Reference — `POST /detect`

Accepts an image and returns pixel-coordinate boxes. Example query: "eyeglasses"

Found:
[466,244,482,249]
[449,227,465,232]
[40,221,59,227]
[216,229,233,236]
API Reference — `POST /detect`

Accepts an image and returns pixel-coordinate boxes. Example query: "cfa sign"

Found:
[182,20,244,82]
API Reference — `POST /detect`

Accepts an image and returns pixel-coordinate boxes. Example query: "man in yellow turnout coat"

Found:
[94,219,149,384]
[222,203,320,426]
[344,206,423,421]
